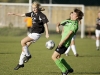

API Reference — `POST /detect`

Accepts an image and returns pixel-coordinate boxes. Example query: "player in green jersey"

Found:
[51,8,84,75]
[65,12,81,57]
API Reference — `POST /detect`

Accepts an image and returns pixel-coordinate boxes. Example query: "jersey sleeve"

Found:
[60,20,67,26]
[25,12,32,17]
[41,15,49,24]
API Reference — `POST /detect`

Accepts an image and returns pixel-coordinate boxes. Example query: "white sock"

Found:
[19,51,25,65]
[23,46,31,56]
[71,45,77,55]
[65,46,71,54]
[96,40,99,47]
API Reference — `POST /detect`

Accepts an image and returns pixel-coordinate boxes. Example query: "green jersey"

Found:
[60,19,78,47]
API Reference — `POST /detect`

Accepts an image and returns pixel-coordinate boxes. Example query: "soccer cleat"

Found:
[68,68,74,73]
[96,47,99,50]
[65,53,69,56]
[14,64,24,70]
[23,55,32,63]
[61,69,74,75]
[75,53,79,57]
[61,72,66,75]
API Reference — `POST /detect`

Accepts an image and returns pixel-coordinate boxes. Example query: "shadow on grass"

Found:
[0,52,17,54]
[44,72,100,74]
[78,55,100,57]
[45,72,100,74]
[64,55,100,57]
[46,72,59,74]
[75,72,100,74]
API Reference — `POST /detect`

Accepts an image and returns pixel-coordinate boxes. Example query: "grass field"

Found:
[0,34,100,75]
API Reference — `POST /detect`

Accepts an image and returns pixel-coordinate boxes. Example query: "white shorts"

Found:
[95,29,100,37]
[28,33,41,42]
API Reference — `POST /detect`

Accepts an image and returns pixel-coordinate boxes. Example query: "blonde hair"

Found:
[32,1,45,11]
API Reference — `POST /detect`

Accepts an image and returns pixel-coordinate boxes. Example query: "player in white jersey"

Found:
[95,11,100,50]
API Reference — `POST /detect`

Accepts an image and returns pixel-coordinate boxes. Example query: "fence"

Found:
[0,3,84,28]
[0,3,100,37]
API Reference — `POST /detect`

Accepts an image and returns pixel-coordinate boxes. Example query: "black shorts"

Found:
[55,45,68,54]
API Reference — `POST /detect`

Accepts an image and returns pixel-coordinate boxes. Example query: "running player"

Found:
[51,8,84,75]
[8,1,49,70]
[95,11,100,50]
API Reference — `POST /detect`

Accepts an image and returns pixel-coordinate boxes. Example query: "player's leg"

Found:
[14,51,25,70]
[21,36,33,55]
[27,41,33,47]
[23,33,41,63]
[70,35,78,56]
[70,39,78,57]
[65,46,70,56]
[14,33,41,70]
[52,46,73,75]
[95,29,99,50]
[26,27,33,48]
[64,36,72,56]
[14,36,33,70]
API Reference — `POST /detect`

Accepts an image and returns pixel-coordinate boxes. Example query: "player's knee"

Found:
[51,54,56,61]
[51,55,54,60]
[21,40,25,46]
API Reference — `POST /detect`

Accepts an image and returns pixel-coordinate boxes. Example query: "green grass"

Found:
[0,35,100,75]
[0,27,27,36]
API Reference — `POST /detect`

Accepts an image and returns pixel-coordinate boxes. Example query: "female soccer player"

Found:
[51,8,83,75]
[64,12,81,56]
[8,1,49,70]
[95,11,100,50]
[64,12,79,57]
[58,12,79,57]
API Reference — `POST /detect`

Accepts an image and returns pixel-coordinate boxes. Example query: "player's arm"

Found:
[44,23,49,38]
[41,14,49,38]
[8,12,25,17]
[61,27,64,35]
[56,20,67,33]
[56,22,61,33]
[96,19,100,25]
[58,31,73,48]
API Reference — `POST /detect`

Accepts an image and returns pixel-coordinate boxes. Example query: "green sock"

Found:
[60,58,72,70]
[55,59,67,72]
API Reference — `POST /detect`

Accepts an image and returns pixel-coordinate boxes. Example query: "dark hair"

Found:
[74,8,84,21]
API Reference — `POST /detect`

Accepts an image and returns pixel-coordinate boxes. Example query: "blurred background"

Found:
[0,0,100,38]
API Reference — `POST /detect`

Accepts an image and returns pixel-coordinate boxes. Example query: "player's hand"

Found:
[56,23,60,33]
[56,27,60,33]
[58,44,62,48]
[45,34,49,38]
[56,22,60,26]
[58,41,64,48]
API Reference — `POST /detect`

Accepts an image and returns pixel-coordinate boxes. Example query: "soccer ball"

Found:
[45,40,55,50]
